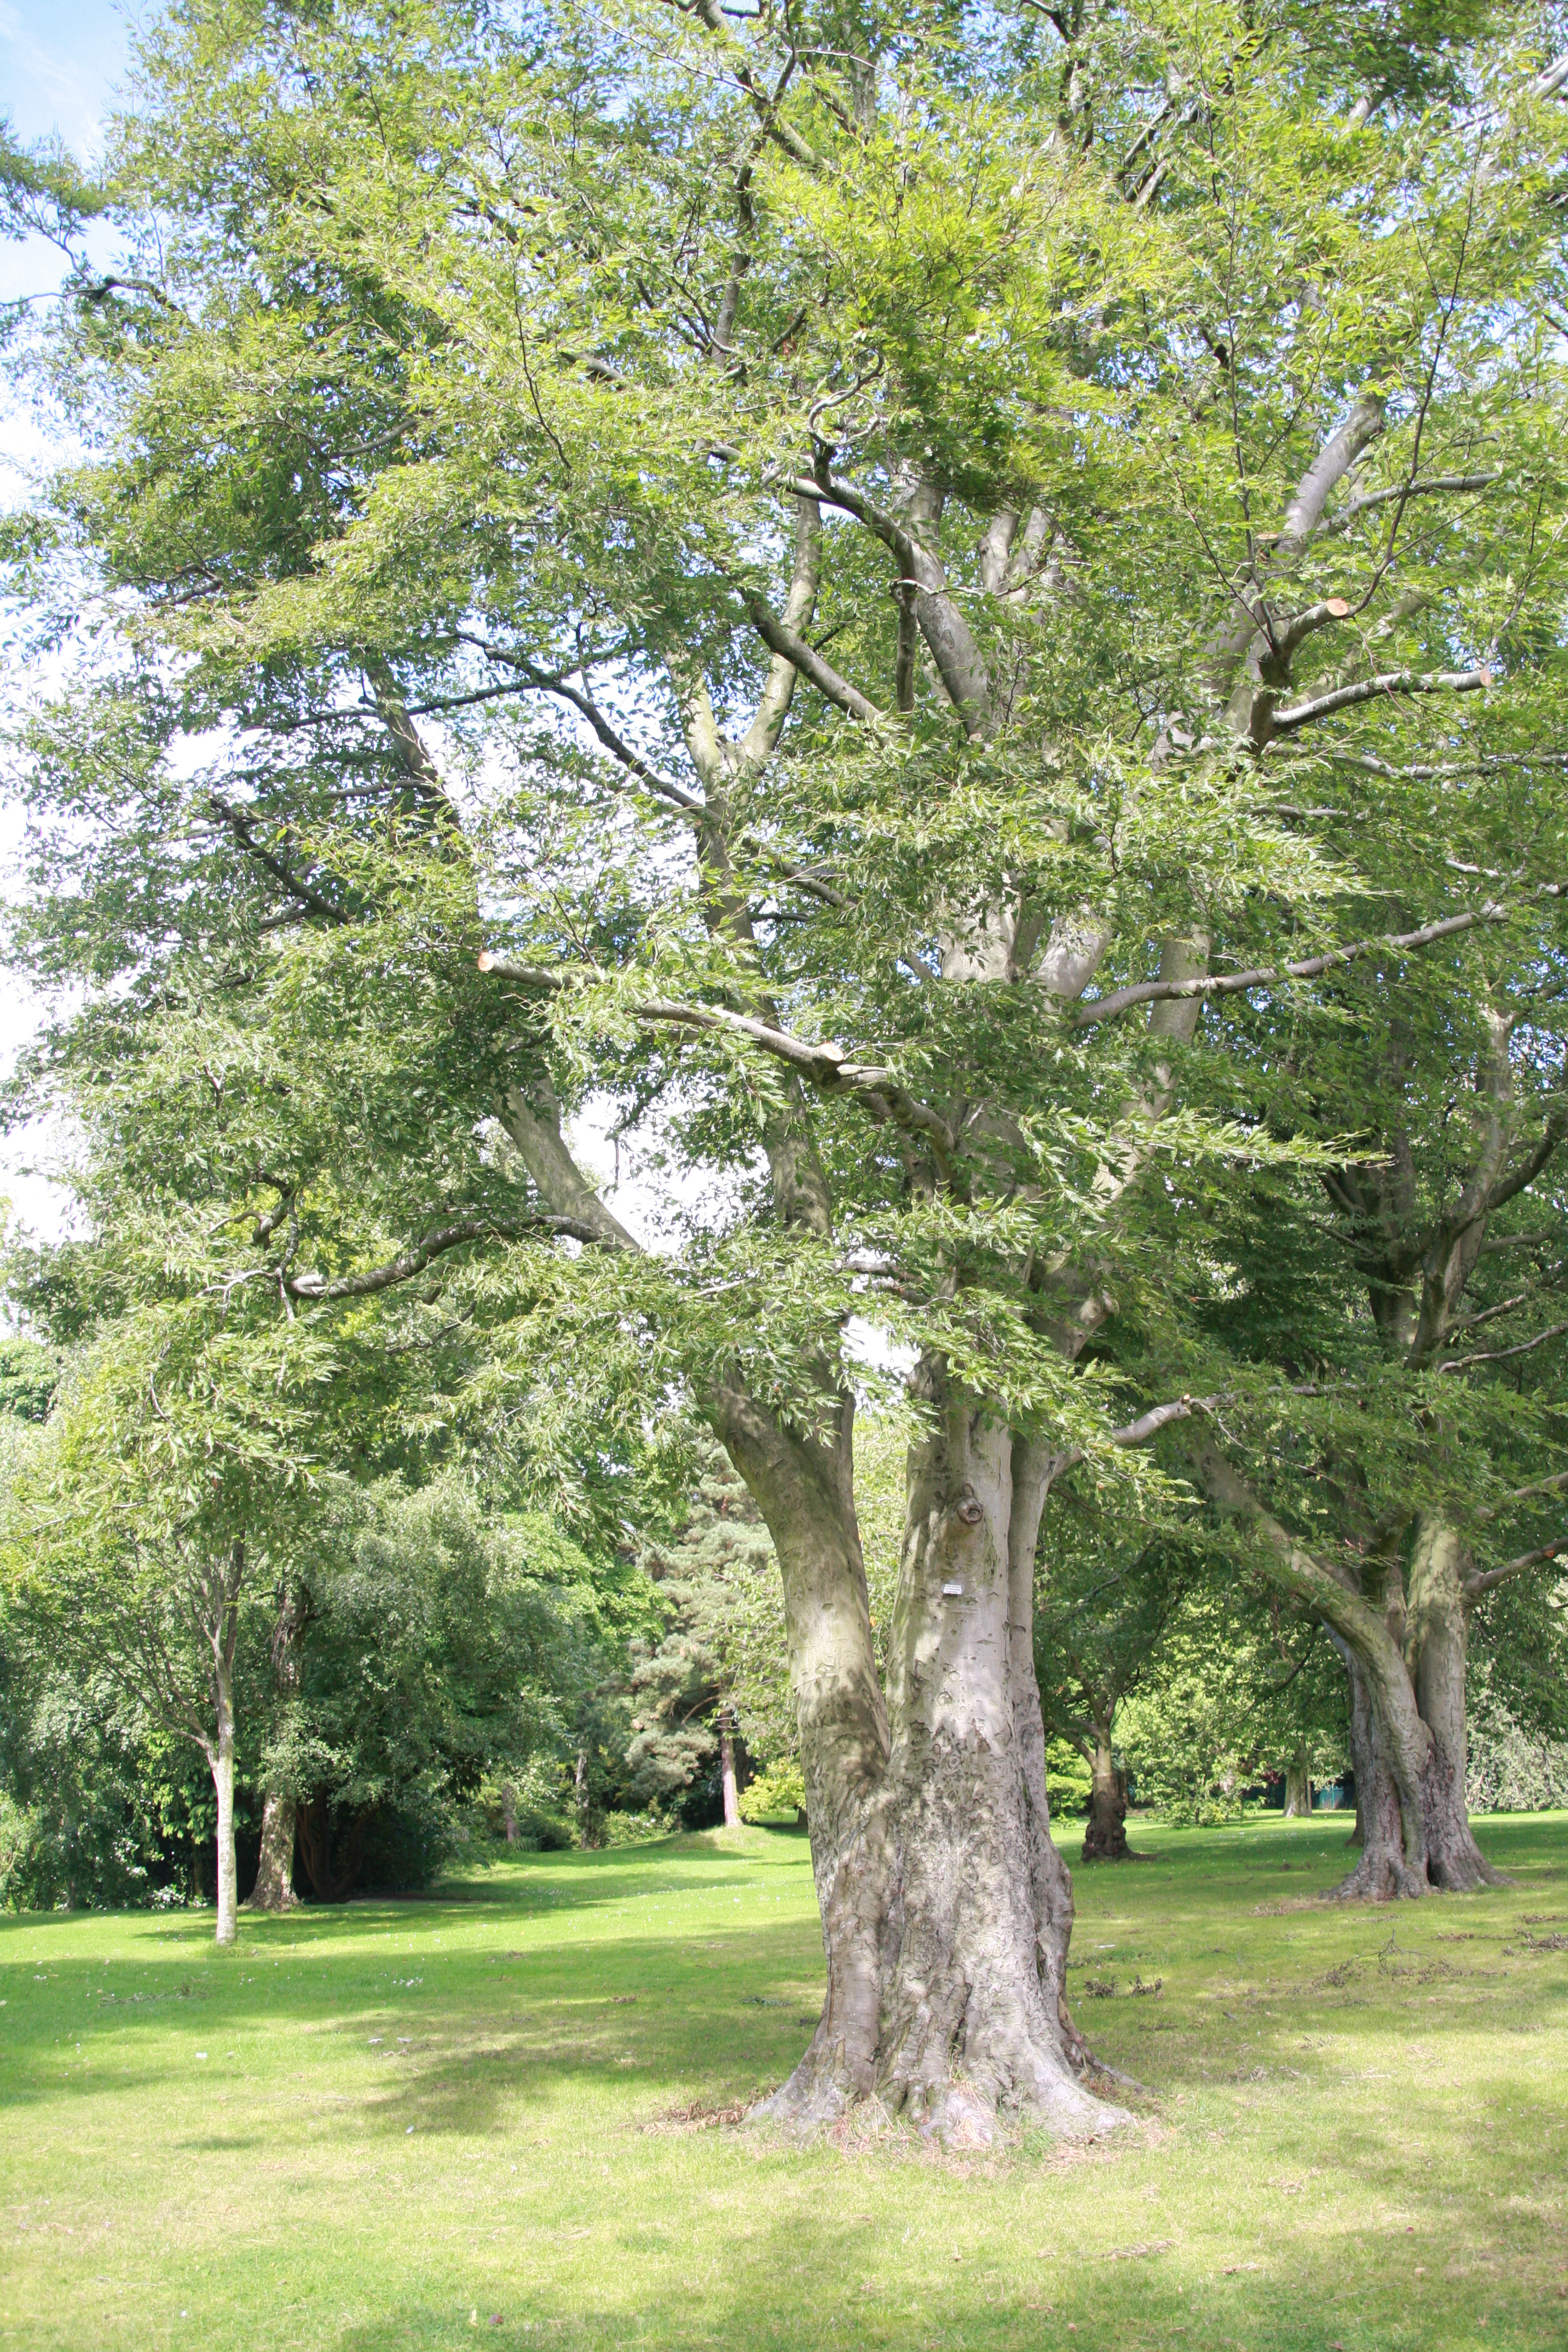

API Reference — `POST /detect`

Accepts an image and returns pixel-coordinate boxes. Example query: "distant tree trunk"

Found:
[207,1690,238,1947]
[501,1782,518,1844]
[199,1540,244,1948]
[1197,1452,1508,1900]
[719,1708,740,1830]
[249,1792,298,1910]
[1082,1726,1129,1860]
[247,1578,308,1912]
[574,1741,600,1849]
[1282,1742,1312,1818]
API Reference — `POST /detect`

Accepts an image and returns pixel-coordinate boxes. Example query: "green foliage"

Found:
[1117,1584,1349,1824]
[737,1757,806,1823]
[1045,1737,1093,1818]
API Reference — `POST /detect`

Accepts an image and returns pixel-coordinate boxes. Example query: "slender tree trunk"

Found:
[1082,1725,1129,1860]
[203,1541,244,1947]
[714,1373,1121,2145]
[719,1709,740,1831]
[501,1782,518,1844]
[209,1704,238,1949]
[1282,1743,1312,1818]
[247,1578,307,1912]
[574,1741,599,1849]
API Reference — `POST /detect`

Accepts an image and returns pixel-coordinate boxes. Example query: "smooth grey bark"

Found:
[207,1677,238,1947]
[1194,1449,1501,1899]
[193,1540,244,1948]
[1315,1521,1509,1894]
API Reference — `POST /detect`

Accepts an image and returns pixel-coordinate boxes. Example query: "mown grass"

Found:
[1,1811,1564,2351]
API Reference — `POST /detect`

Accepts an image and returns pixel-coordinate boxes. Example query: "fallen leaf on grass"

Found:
[1109,2241,1174,2259]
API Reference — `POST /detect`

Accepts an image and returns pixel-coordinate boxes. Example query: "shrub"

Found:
[737,1759,806,1823]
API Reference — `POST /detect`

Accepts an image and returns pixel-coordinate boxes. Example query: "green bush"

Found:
[598,1808,672,1847]
[1045,1739,1091,1818]
[737,1759,806,1823]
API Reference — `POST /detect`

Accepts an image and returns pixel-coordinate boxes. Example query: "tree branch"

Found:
[1072,906,1515,1031]
[1437,1320,1568,1376]
[1465,1537,1567,1598]
[285,1212,603,1301]
[1270,668,1491,736]
[207,795,349,926]
[1310,472,1501,543]
[741,590,884,722]
[476,955,957,1160]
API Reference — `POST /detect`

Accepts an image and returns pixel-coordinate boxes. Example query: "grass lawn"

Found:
[1,1811,1564,2352]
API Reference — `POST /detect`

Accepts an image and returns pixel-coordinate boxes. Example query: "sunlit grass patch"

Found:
[1,1814,1564,2350]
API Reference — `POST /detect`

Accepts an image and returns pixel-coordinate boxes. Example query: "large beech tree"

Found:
[7,0,1568,2134]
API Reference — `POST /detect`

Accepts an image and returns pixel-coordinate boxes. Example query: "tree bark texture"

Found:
[200,1541,244,1947]
[249,1791,299,1910]
[1323,1528,1506,1897]
[714,1369,1122,2145]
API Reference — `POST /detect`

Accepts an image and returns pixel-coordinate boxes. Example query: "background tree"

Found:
[1034,1520,1200,1861]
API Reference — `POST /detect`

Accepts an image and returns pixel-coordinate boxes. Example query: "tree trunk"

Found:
[1195,1448,1502,1901]
[247,1570,305,1910]
[501,1782,518,1844]
[1405,1518,1508,1889]
[714,1373,1122,2145]
[574,1741,599,1849]
[1331,1642,1425,1897]
[210,1708,238,1948]
[1082,1726,1129,1860]
[719,1710,740,1831]
[248,1791,299,1911]
[1282,1742,1312,1818]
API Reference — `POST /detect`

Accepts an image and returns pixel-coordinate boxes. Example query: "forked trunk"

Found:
[1082,1728,1129,1860]
[1329,1552,1506,1902]
[714,1374,1122,2145]
[248,1791,299,1910]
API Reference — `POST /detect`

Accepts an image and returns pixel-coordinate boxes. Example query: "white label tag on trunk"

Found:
[942,1581,964,1596]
